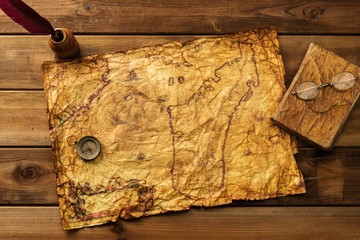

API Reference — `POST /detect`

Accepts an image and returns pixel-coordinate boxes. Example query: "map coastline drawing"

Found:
[42,27,305,229]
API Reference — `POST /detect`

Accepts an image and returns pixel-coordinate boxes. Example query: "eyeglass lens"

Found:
[332,72,356,90]
[293,72,357,100]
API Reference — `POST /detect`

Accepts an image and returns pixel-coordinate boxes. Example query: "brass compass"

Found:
[76,136,101,161]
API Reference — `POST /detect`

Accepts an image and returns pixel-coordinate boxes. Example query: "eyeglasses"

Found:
[292,72,358,100]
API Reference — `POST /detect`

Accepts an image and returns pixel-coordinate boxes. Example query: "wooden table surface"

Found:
[0,1,359,239]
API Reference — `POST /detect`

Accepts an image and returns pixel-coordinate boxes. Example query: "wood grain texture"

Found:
[0,91,49,146]
[0,207,117,240]
[0,91,358,147]
[0,0,359,34]
[1,35,359,89]
[0,148,359,205]
[0,206,359,239]
[0,148,56,204]
[118,207,360,240]
[0,0,358,237]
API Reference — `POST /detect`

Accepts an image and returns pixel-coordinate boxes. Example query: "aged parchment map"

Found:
[42,27,305,229]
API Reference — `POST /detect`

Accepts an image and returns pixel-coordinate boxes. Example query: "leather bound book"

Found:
[272,43,360,150]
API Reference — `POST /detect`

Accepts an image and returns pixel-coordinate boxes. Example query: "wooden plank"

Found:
[0,35,195,89]
[1,91,359,147]
[0,207,117,240]
[0,148,56,204]
[0,148,359,205]
[0,91,50,146]
[0,1,359,34]
[0,89,358,148]
[0,35,359,90]
[0,90,358,147]
[119,207,360,240]
[0,206,359,239]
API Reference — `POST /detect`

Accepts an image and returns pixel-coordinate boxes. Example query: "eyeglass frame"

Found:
[292,71,359,101]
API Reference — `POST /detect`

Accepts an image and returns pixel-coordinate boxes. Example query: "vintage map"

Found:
[42,27,305,230]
